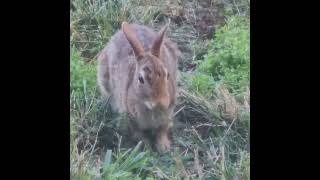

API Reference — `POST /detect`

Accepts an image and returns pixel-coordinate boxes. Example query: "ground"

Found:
[70,0,250,179]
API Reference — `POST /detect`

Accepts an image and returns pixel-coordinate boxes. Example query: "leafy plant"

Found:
[196,15,250,94]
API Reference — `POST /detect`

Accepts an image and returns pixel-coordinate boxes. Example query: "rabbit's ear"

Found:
[151,24,168,58]
[122,22,144,58]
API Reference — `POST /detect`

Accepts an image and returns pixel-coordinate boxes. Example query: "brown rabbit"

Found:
[97,22,180,152]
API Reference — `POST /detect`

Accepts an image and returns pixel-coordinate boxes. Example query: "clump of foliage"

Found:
[190,15,250,96]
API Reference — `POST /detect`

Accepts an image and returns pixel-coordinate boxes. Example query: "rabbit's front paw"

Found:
[156,134,171,153]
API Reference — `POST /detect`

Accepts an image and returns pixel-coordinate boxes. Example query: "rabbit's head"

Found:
[122,22,172,110]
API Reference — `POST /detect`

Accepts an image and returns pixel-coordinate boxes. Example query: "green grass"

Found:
[70,0,250,179]
[70,82,250,179]
[70,47,97,94]
[70,0,128,59]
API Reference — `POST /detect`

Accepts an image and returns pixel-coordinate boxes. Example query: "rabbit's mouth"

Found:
[144,101,156,110]
[144,100,169,111]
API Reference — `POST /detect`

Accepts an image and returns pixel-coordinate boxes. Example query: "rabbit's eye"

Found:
[143,67,152,73]
[138,74,144,84]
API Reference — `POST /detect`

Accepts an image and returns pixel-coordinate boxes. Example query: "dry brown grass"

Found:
[216,84,239,121]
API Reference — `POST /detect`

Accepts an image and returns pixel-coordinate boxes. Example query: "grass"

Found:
[70,0,250,179]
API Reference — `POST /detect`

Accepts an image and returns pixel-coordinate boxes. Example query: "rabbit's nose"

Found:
[158,97,170,109]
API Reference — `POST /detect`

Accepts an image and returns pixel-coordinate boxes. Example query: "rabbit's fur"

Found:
[97,22,180,152]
